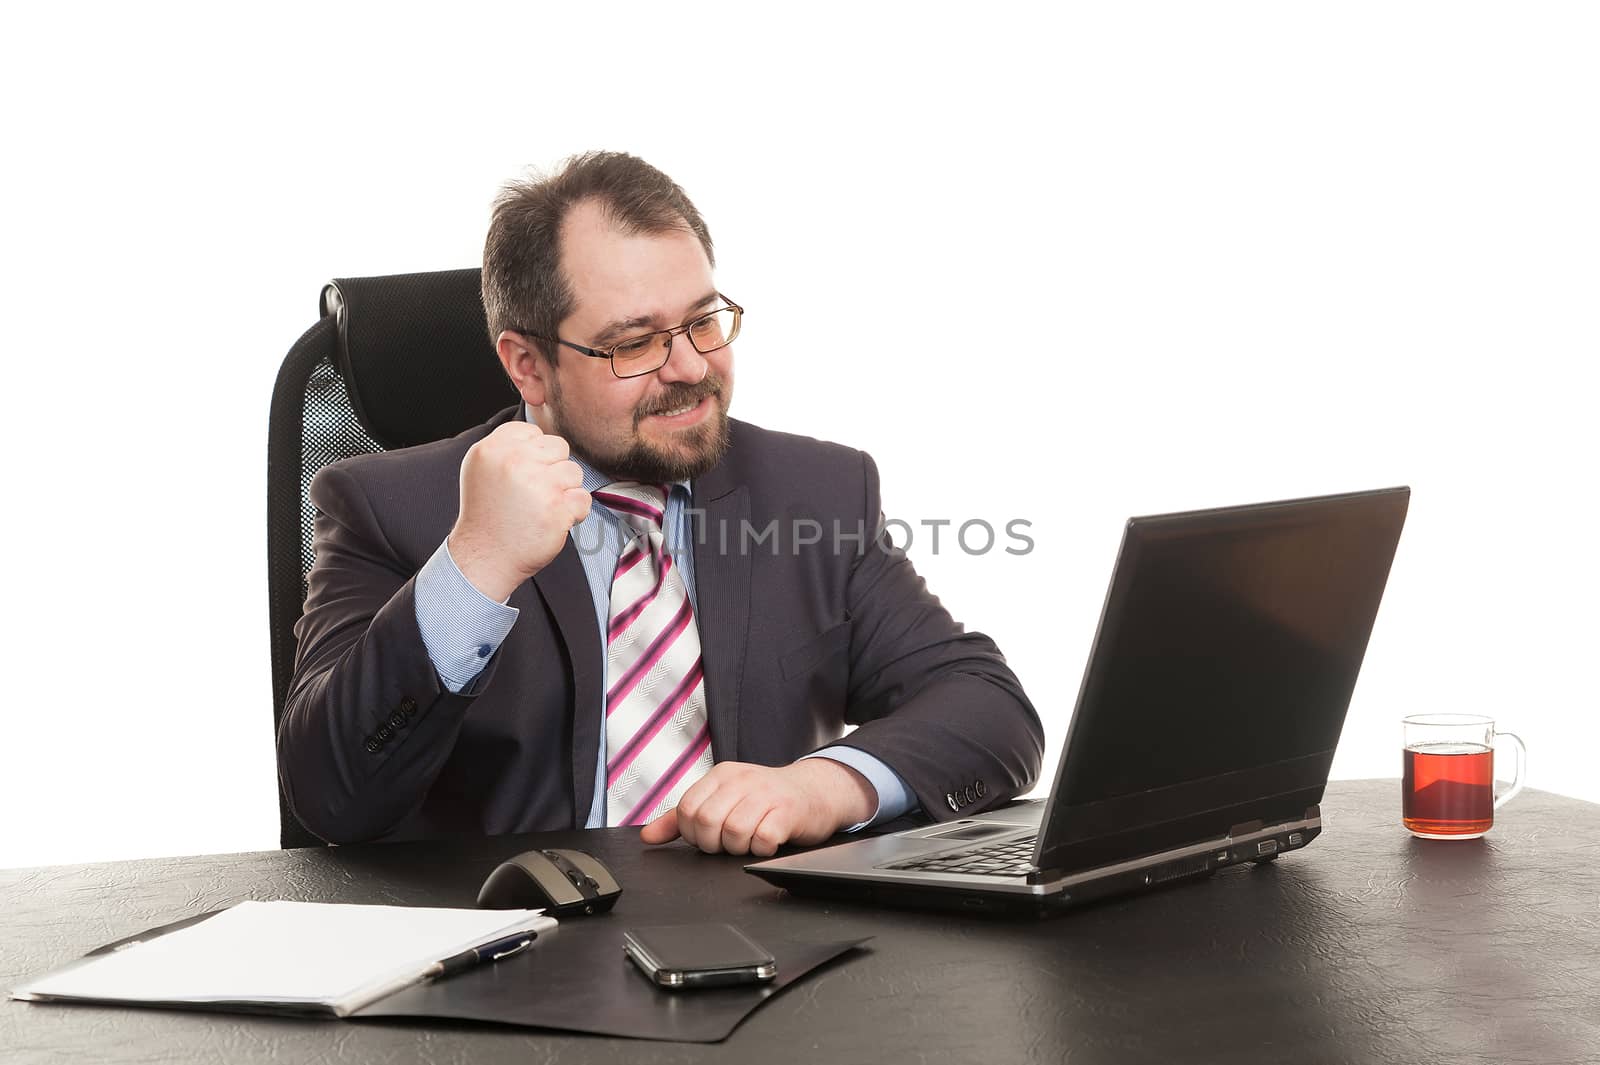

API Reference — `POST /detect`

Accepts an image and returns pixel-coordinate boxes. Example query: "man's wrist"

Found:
[446,530,528,603]
[795,757,876,830]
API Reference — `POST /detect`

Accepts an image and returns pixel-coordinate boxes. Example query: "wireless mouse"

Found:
[477,848,623,916]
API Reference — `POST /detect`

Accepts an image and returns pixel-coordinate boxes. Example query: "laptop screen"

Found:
[1034,488,1409,874]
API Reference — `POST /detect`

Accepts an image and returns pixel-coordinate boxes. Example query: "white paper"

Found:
[11,900,555,1016]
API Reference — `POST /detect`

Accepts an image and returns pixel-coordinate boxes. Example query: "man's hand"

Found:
[447,422,590,602]
[639,759,878,856]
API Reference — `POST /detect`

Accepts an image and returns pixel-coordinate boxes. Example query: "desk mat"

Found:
[354,921,870,1042]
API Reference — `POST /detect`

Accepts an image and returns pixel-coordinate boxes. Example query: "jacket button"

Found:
[399,697,417,715]
[975,779,986,797]
[388,712,406,729]
[946,792,960,812]
[964,785,976,805]
[376,725,392,741]
[364,738,381,753]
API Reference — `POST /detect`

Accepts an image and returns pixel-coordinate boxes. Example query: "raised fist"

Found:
[447,422,591,601]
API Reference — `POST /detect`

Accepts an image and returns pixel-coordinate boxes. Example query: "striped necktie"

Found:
[594,482,714,826]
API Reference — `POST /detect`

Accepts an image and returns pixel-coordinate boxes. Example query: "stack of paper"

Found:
[11,900,556,1017]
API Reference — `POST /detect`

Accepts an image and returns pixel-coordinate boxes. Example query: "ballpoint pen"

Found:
[426,931,540,981]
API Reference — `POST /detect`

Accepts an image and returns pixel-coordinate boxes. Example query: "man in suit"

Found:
[278,152,1043,855]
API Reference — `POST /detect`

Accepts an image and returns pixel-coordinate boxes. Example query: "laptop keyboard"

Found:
[883,834,1039,877]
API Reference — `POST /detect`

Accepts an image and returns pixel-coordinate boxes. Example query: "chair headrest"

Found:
[321,269,518,450]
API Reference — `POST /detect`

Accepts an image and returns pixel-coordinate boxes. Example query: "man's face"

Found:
[536,200,735,484]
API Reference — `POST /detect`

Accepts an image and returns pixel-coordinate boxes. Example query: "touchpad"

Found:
[929,823,1013,843]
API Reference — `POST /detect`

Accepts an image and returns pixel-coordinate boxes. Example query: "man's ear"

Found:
[496,331,551,408]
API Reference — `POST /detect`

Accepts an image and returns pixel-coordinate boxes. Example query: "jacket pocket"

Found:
[779,618,852,681]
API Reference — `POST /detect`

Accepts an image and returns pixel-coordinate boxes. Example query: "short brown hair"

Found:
[482,151,715,360]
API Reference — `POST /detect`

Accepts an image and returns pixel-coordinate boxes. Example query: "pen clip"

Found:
[487,937,534,962]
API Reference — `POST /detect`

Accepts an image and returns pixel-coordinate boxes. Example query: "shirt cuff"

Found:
[414,538,520,693]
[804,746,919,831]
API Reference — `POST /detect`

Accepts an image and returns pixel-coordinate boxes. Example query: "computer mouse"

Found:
[477,848,623,916]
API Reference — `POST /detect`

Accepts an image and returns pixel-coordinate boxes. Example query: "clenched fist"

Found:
[447,422,591,602]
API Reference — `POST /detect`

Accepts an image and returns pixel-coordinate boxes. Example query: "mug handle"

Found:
[1493,730,1527,810]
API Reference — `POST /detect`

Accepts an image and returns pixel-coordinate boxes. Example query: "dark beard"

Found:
[594,406,732,483]
[554,374,733,484]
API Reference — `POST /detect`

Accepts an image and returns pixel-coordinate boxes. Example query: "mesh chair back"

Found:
[266,269,516,847]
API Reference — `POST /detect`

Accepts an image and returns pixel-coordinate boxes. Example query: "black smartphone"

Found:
[622,923,777,989]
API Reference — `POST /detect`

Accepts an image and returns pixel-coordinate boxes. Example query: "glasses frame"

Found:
[518,295,743,380]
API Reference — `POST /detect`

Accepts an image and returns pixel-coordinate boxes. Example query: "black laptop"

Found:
[746,487,1410,916]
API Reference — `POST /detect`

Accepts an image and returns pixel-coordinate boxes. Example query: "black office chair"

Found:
[266,269,517,847]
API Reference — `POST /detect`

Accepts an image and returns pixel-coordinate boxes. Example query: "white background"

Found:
[2,3,1595,869]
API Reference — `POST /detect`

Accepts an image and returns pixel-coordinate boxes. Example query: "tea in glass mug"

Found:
[1401,713,1526,839]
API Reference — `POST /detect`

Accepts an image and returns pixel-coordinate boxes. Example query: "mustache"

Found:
[635,375,725,421]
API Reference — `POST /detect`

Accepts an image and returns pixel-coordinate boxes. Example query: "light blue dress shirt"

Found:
[412,420,916,830]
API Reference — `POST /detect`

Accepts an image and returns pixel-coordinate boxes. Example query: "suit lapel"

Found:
[530,538,602,826]
[692,453,751,763]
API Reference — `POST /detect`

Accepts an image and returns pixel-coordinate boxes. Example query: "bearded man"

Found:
[278,151,1043,855]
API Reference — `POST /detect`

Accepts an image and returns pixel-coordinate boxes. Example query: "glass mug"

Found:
[1402,713,1526,839]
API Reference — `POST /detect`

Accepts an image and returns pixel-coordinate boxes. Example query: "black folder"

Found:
[15,907,867,1044]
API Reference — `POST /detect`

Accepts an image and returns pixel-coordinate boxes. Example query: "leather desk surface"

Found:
[3,780,1597,1065]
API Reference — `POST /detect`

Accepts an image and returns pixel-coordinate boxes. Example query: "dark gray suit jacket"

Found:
[278,406,1044,844]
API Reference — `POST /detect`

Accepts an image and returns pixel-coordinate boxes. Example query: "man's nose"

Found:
[654,333,708,385]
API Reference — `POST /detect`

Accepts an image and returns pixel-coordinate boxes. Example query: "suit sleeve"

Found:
[829,451,1046,821]
[277,463,508,844]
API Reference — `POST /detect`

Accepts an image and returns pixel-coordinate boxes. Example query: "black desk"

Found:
[4,780,1597,1065]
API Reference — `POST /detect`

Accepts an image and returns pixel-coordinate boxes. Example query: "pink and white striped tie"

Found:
[594,482,714,826]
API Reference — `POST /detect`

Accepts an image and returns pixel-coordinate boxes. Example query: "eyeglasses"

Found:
[519,296,743,379]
